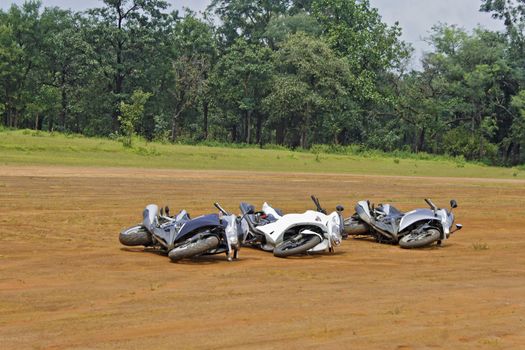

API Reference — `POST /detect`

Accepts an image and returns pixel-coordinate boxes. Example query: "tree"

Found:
[86,0,172,130]
[264,10,321,44]
[264,33,350,148]
[168,12,216,142]
[118,89,152,147]
[39,8,94,131]
[312,0,407,81]
[211,38,273,144]
[0,1,43,128]
[207,0,291,48]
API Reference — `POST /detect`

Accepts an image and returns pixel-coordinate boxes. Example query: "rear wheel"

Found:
[119,225,152,246]
[343,218,369,236]
[273,234,322,258]
[168,236,220,261]
[399,229,440,249]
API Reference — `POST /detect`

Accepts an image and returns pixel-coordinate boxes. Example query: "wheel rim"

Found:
[404,231,435,242]
[281,236,312,251]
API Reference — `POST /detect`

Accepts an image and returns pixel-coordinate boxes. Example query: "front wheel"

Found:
[119,225,153,246]
[399,229,440,249]
[168,236,220,261]
[273,234,322,258]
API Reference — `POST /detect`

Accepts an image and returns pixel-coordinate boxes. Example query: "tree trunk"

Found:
[416,127,425,152]
[34,114,39,130]
[300,129,307,149]
[202,100,209,140]
[245,110,251,144]
[514,143,521,165]
[505,141,514,164]
[255,111,263,145]
[479,132,484,159]
[48,113,54,131]
[60,75,67,130]
[171,111,181,142]
[276,121,285,145]
[231,124,237,142]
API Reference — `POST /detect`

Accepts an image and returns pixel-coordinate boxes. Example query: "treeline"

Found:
[1,0,524,165]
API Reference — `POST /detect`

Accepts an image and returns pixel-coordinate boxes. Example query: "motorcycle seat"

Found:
[377,204,404,219]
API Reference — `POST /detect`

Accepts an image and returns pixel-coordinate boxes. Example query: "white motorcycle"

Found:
[239,196,344,258]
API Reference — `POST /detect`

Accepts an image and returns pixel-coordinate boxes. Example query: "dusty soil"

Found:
[0,165,524,349]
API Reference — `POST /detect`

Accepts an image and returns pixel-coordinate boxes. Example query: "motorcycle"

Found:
[119,203,241,261]
[238,196,344,257]
[343,198,463,248]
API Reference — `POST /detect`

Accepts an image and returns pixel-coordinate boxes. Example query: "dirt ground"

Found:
[0,165,524,349]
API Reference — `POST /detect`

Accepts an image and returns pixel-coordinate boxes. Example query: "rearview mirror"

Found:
[456,224,463,230]
[450,200,458,209]
[336,205,344,212]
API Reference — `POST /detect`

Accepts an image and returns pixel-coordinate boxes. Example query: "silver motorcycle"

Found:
[343,198,463,248]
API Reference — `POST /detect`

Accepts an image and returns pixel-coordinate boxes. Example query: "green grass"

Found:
[0,129,522,179]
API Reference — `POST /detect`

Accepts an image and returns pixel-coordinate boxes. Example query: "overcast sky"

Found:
[2,0,505,65]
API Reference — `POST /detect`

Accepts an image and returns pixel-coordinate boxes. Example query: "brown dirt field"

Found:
[1,165,524,350]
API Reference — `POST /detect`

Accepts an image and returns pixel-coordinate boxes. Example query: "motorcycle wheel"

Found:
[273,234,322,258]
[119,225,153,246]
[343,217,369,236]
[399,229,440,249]
[168,236,220,262]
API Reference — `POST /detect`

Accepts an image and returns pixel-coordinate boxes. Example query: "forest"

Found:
[1,0,524,165]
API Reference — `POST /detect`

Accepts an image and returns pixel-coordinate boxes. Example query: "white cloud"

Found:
[369,0,505,66]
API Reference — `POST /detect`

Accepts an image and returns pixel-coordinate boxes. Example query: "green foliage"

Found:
[0,0,524,166]
[118,90,152,147]
[264,33,350,148]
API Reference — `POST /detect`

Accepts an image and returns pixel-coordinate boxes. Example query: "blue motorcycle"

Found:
[119,203,240,262]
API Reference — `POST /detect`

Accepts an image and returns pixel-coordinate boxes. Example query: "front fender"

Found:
[174,214,223,242]
[300,228,324,242]
[260,221,328,245]
[399,209,442,233]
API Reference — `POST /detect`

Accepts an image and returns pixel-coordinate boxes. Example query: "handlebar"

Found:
[424,198,438,211]
[214,202,229,216]
[311,195,327,214]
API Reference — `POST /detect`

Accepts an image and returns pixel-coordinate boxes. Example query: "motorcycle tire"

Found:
[343,218,369,236]
[399,228,440,249]
[119,225,153,246]
[168,236,220,262]
[273,234,322,258]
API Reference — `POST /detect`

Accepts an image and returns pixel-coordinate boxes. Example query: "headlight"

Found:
[328,215,342,246]
[224,215,239,246]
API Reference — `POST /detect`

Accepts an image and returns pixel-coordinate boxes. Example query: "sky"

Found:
[2,0,505,66]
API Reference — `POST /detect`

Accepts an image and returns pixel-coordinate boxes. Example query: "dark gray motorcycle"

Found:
[343,198,463,248]
[119,203,240,261]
